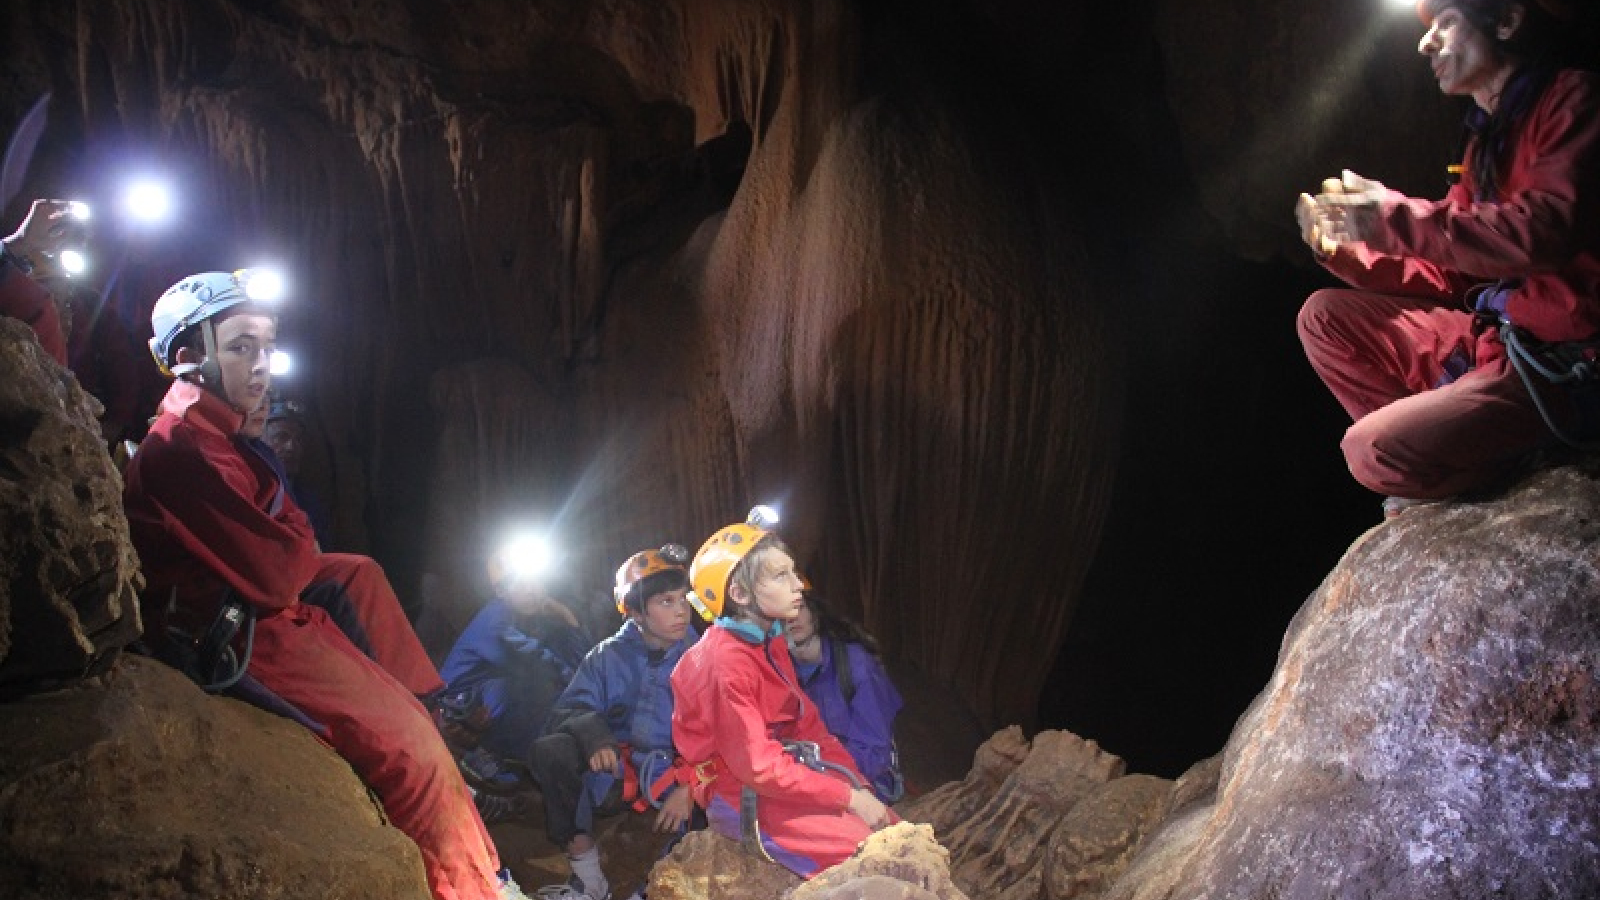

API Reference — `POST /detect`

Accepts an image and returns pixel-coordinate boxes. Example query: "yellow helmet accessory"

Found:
[688,505,780,622]
[613,543,690,616]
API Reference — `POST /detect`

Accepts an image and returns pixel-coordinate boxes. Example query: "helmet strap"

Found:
[194,319,241,413]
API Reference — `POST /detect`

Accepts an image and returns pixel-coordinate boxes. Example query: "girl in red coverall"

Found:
[669,507,893,877]
[1295,0,1600,513]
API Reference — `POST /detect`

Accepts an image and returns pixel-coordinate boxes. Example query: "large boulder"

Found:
[1104,463,1600,900]
[0,654,429,900]
[0,318,142,695]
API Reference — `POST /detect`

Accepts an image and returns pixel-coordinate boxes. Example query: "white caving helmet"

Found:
[149,268,284,378]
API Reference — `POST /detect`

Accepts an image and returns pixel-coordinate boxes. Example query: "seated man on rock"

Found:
[122,269,532,900]
[530,545,701,900]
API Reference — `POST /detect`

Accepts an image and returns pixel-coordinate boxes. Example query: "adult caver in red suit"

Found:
[123,269,523,900]
[1295,0,1600,510]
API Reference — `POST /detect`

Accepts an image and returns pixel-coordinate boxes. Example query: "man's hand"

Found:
[5,200,87,276]
[846,788,890,830]
[588,746,619,774]
[653,784,693,832]
[1295,191,1334,255]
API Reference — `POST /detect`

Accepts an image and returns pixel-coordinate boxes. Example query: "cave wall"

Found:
[0,0,1135,727]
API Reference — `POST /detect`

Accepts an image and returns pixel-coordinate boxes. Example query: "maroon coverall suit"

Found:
[124,379,501,900]
[1298,69,1600,499]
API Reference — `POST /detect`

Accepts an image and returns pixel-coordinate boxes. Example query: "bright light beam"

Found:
[122,180,173,223]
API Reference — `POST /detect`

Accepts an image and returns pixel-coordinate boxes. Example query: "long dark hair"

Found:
[800,591,882,657]
[1427,0,1594,199]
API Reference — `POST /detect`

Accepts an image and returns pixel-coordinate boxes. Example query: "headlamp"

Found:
[240,268,286,302]
[123,180,173,224]
[747,504,781,529]
[59,249,87,275]
[497,533,556,584]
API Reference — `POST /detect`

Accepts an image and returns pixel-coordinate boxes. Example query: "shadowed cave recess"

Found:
[0,0,1474,776]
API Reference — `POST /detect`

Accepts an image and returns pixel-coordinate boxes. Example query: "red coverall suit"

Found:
[1298,69,1600,500]
[123,379,500,900]
[670,622,881,877]
[0,260,67,364]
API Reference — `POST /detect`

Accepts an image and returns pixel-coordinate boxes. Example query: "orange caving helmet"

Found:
[687,505,780,622]
[613,543,690,615]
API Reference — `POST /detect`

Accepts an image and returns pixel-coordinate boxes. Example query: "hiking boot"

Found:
[1382,496,1439,519]
[460,747,530,794]
[472,787,530,825]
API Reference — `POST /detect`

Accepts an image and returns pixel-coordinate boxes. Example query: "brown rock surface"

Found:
[1042,773,1171,900]
[1103,464,1600,900]
[0,654,428,900]
[896,725,1031,834]
[790,823,968,900]
[937,730,1125,900]
[0,318,142,695]
[646,829,801,900]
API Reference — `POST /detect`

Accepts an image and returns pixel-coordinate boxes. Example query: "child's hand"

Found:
[588,747,619,773]
[654,785,693,832]
[846,788,890,830]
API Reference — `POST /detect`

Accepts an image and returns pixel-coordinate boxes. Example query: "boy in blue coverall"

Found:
[530,545,699,900]
[439,536,593,801]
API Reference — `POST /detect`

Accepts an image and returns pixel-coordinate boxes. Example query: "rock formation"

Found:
[901,726,1175,900]
[0,319,142,695]
[647,822,967,900]
[0,654,429,900]
[1102,463,1600,900]
[647,829,803,900]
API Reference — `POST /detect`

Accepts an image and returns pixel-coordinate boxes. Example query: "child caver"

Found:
[530,545,700,900]
[670,508,894,878]
[438,533,592,807]
[786,586,906,804]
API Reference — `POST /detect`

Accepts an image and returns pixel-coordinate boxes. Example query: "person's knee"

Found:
[529,732,583,780]
[1297,289,1347,349]
[1341,418,1450,498]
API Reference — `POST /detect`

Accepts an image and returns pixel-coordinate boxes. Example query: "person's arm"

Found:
[1363,73,1600,279]
[134,431,320,610]
[842,646,905,798]
[547,650,619,759]
[0,260,65,363]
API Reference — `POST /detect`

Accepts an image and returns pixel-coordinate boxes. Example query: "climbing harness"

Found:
[1500,318,1600,451]
[156,586,256,692]
[739,740,864,862]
